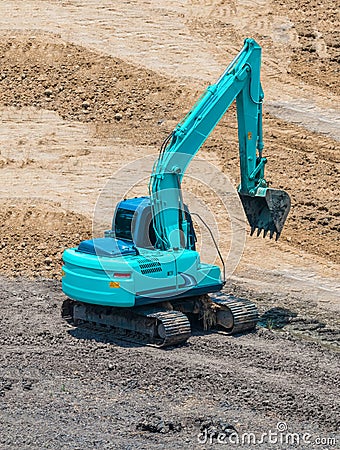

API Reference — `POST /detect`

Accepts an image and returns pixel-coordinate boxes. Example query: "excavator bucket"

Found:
[239,188,291,240]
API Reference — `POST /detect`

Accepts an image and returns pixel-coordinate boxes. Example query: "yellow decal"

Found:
[109,281,120,288]
[248,132,252,140]
[61,269,65,277]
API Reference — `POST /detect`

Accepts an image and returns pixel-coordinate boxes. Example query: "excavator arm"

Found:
[149,38,290,250]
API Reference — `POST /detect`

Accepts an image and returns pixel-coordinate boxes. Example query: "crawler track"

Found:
[145,310,192,347]
[62,293,258,347]
[210,293,259,334]
[62,299,191,347]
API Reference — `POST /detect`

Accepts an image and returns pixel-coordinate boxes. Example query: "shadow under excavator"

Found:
[258,307,298,329]
[67,326,145,348]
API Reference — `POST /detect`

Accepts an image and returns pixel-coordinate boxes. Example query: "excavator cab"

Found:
[111,197,197,251]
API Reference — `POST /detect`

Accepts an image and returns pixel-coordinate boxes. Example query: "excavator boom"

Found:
[150,38,290,248]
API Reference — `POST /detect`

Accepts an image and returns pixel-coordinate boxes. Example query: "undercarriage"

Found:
[62,294,258,347]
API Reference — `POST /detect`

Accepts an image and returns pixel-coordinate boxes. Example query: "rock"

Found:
[22,381,33,391]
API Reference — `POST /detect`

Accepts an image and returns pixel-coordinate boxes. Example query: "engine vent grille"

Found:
[137,257,162,274]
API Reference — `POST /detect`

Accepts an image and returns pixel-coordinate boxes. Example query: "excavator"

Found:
[61,39,290,347]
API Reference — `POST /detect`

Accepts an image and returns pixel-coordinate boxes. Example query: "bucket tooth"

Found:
[263,229,268,238]
[275,232,280,241]
[239,188,291,240]
[269,230,275,239]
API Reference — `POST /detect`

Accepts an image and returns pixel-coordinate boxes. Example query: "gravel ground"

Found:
[0,276,339,449]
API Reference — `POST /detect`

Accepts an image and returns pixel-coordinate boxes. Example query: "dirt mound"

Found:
[0,201,91,279]
[0,34,191,144]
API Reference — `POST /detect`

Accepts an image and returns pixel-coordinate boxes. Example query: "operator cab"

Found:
[76,196,196,258]
[112,196,196,251]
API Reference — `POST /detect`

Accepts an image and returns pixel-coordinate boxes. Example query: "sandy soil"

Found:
[0,1,339,449]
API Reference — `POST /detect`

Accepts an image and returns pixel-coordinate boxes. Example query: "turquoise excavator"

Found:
[61,39,291,347]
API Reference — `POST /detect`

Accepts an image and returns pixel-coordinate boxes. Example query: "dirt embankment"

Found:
[0,202,91,279]
[0,35,190,145]
[282,0,339,94]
